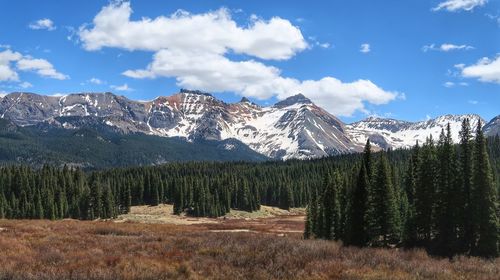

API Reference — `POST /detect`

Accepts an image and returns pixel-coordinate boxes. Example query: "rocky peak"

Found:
[239,97,251,103]
[179,88,213,97]
[274,93,313,108]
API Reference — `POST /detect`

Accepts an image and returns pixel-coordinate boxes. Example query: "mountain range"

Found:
[0,89,498,167]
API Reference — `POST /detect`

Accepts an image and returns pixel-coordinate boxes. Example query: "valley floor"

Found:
[0,206,498,280]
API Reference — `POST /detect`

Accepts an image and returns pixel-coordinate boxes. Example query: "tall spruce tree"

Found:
[415,136,437,245]
[434,125,459,257]
[346,162,369,246]
[366,154,401,246]
[403,142,419,247]
[471,120,499,258]
[458,118,474,253]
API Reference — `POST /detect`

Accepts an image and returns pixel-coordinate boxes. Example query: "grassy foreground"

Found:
[0,218,498,280]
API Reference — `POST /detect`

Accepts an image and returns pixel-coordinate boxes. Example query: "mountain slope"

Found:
[0,90,362,159]
[484,115,500,137]
[0,118,268,169]
[346,114,485,149]
[0,90,496,161]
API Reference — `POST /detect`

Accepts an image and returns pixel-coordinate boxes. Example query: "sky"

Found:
[0,0,499,123]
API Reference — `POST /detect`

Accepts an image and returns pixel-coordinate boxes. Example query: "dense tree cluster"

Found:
[305,120,499,258]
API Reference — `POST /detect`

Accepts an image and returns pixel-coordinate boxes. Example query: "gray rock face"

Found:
[484,115,500,137]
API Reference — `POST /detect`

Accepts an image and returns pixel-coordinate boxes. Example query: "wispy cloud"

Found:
[432,0,487,12]
[360,43,370,53]
[28,18,56,31]
[443,81,469,88]
[111,83,133,91]
[422,43,474,52]
[89,77,105,85]
[19,81,32,89]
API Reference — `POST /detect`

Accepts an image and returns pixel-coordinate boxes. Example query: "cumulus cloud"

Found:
[432,0,487,12]
[461,55,500,83]
[360,43,371,53]
[111,83,133,91]
[17,57,68,80]
[0,49,68,82]
[29,18,56,30]
[80,2,400,116]
[422,43,474,52]
[79,2,307,60]
[123,49,399,116]
[0,49,22,81]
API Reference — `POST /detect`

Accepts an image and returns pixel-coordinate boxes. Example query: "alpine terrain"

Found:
[0,90,498,163]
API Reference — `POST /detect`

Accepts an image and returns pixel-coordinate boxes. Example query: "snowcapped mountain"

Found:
[484,115,500,137]
[0,90,360,159]
[0,90,496,160]
[346,114,485,149]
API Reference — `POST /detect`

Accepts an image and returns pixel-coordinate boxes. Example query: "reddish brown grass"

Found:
[0,219,498,280]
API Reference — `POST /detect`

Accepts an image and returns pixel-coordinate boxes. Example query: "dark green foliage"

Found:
[365,154,401,246]
[0,119,268,169]
[471,121,499,258]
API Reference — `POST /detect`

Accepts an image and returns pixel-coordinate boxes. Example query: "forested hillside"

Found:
[0,119,498,257]
[0,118,267,168]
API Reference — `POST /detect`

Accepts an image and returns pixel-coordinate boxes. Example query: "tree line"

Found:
[305,119,499,258]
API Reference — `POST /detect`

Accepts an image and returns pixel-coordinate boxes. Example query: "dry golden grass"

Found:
[0,218,498,280]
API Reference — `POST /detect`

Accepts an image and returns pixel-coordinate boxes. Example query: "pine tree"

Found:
[320,173,341,240]
[366,154,401,246]
[415,136,437,245]
[471,120,499,258]
[434,124,459,257]
[346,163,369,246]
[458,118,473,253]
[403,143,419,247]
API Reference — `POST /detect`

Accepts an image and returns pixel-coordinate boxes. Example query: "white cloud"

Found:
[360,43,371,53]
[422,43,474,52]
[0,49,22,81]
[79,2,307,60]
[19,81,32,89]
[440,43,474,51]
[124,49,399,116]
[461,55,500,83]
[468,100,479,105]
[318,43,330,49]
[89,77,104,84]
[111,83,133,91]
[0,91,7,98]
[444,81,455,87]
[16,57,68,80]
[443,80,470,87]
[0,49,68,82]
[81,2,400,116]
[433,0,487,12]
[29,18,56,31]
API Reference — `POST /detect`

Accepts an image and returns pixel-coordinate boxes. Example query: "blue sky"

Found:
[0,0,499,122]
